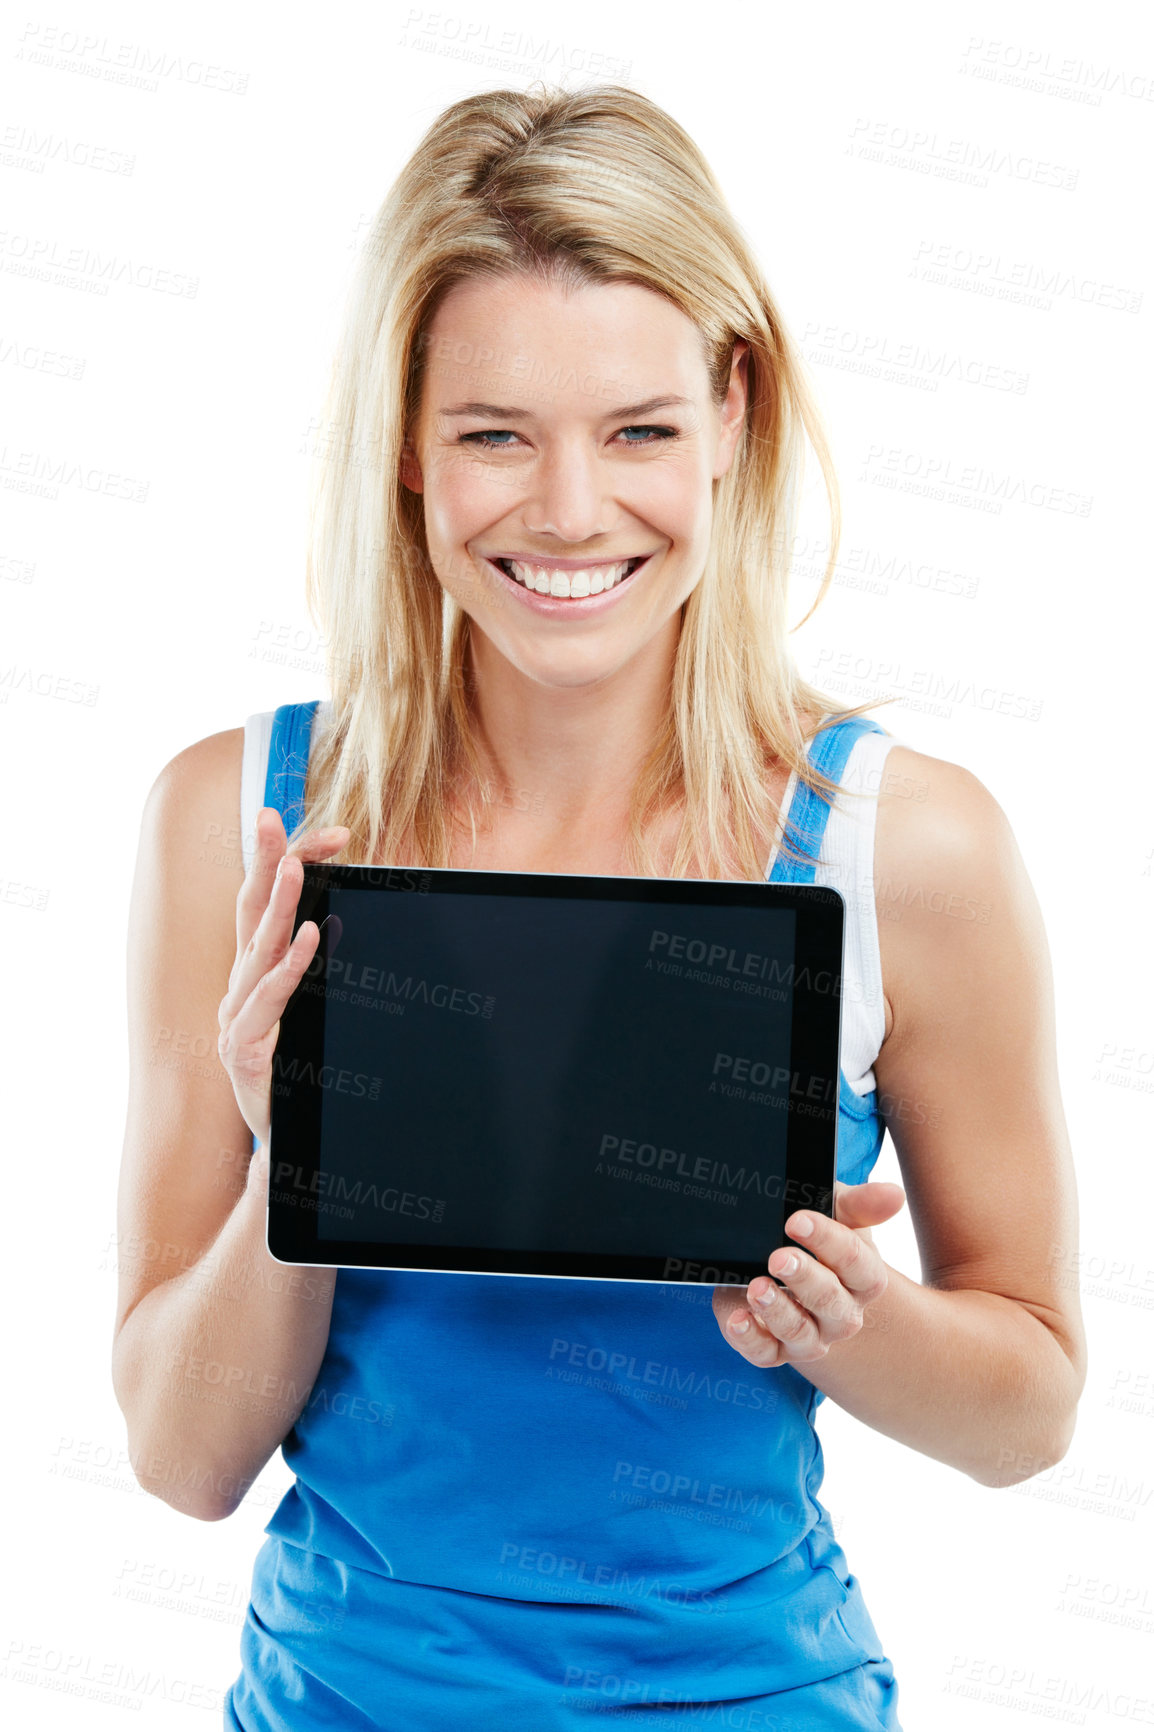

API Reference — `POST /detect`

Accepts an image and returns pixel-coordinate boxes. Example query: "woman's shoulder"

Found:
[145,724,245,820]
[140,726,248,883]
[154,724,246,783]
[874,743,1016,898]
[872,742,1043,1044]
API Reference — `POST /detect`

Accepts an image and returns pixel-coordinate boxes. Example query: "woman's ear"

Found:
[399,438,424,494]
[713,338,750,480]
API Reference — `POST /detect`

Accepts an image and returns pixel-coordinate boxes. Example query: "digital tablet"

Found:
[266,865,846,1285]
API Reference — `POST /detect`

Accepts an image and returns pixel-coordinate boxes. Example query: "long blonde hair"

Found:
[295,81,893,878]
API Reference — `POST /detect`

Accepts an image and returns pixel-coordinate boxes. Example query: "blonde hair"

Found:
[295,81,894,879]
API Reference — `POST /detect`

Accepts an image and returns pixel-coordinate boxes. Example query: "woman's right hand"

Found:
[217,806,351,1150]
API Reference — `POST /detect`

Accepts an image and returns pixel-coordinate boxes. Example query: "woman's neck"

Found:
[460,619,680,844]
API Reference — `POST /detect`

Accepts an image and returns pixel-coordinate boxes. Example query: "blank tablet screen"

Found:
[269,868,842,1282]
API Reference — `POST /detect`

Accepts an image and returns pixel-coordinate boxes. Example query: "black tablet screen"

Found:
[301,886,806,1265]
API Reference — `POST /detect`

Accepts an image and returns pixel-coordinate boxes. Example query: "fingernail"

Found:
[730,1313,751,1335]
[791,1216,814,1237]
[778,1255,798,1275]
[755,1287,777,1307]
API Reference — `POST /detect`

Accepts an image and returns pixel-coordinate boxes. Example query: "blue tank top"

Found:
[226,704,899,1728]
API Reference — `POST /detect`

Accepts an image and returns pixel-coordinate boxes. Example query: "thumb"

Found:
[830,1179,906,1230]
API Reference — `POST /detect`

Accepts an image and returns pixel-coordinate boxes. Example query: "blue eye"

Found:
[461,430,518,449]
[618,426,679,444]
[459,425,680,451]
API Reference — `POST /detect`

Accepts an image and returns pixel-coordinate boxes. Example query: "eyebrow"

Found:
[439,395,694,420]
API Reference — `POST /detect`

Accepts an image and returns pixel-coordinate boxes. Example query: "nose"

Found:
[521,435,615,545]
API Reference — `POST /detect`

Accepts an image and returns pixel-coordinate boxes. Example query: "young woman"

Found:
[112,84,1086,1731]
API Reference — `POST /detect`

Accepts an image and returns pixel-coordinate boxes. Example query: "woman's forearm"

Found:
[112,1144,337,1520]
[793,1264,1082,1487]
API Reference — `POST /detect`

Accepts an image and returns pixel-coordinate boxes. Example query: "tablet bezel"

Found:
[266,865,845,1285]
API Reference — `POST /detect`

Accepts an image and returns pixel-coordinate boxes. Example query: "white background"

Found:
[3,0,1152,1726]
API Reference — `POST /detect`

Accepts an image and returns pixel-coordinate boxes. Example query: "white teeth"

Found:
[506,558,635,599]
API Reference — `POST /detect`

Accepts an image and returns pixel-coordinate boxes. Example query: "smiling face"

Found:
[400,273,748,690]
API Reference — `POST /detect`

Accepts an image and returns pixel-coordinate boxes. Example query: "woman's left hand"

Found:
[712,1181,907,1369]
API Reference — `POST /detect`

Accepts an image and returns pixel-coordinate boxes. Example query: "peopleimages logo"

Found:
[597,1133,822,1198]
[547,1338,781,1409]
[305,952,493,1018]
[270,1160,446,1223]
[646,930,844,998]
[272,1054,381,1099]
[495,1542,727,1613]
[712,1052,837,1105]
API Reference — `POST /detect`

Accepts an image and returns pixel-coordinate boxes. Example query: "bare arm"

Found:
[111,728,345,1520]
[714,747,1088,1487]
